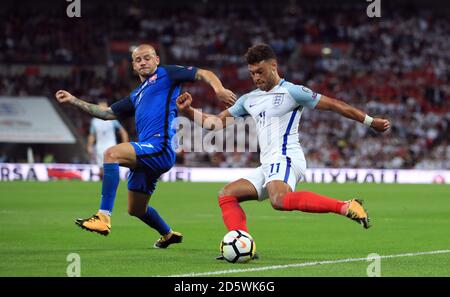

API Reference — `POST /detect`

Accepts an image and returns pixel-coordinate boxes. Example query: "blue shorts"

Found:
[128,140,176,195]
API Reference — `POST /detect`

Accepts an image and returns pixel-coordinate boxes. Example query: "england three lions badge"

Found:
[273,94,284,106]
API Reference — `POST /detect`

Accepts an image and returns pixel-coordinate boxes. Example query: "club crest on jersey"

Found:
[273,94,284,106]
[149,74,158,84]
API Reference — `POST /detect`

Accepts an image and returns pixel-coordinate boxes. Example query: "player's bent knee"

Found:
[103,147,120,163]
[270,200,284,210]
[270,192,287,210]
[218,186,232,198]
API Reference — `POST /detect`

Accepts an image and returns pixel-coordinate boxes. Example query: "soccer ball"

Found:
[220,230,256,263]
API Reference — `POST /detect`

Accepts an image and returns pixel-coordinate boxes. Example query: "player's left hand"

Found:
[371,118,391,132]
[216,88,236,107]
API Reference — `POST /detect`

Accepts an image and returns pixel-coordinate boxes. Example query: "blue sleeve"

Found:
[111,97,134,118]
[285,82,321,109]
[228,95,249,118]
[163,65,198,83]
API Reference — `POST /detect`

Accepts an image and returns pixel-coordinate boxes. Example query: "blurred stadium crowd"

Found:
[0,0,448,169]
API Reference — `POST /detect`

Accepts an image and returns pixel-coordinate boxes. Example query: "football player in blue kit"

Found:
[55,44,236,248]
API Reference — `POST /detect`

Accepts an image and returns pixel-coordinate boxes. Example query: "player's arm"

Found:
[55,90,117,120]
[176,92,233,131]
[195,69,236,106]
[315,95,390,132]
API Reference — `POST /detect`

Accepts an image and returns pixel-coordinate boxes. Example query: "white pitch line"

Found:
[167,249,450,277]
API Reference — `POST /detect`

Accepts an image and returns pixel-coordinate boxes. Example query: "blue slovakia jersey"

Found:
[111,65,197,145]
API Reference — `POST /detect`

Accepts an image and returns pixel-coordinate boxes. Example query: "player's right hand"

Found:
[371,118,391,132]
[176,92,192,111]
[55,90,75,103]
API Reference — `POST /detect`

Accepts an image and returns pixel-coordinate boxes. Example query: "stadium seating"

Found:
[0,0,448,169]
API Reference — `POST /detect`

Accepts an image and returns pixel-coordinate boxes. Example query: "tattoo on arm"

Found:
[195,71,207,82]
[195,70,215,85]
[71,98,116,120]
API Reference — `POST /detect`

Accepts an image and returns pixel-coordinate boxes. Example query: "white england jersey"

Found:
[228,79,321,164]
[90,118,122,150]
[227,79,322,198]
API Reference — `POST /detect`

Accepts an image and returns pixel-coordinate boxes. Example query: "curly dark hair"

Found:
[245,43,277,64]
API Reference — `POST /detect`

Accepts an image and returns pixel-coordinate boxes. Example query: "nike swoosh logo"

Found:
[141,144,154,148]
[233,237,247,249]
[248,102,263,108]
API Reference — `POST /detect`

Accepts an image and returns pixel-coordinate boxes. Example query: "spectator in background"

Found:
[86,99,129,179]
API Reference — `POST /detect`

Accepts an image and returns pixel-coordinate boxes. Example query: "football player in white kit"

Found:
[87,99,129,178]
[176,44,390,258]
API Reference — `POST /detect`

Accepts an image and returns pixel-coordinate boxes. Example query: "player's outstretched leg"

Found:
[345,198,371,229]
[75,162,119,236]
[76,143,137,236]
[281,191,371,229]
[75,212,111,236]
[266,181,371,229]
[280,191,371,229]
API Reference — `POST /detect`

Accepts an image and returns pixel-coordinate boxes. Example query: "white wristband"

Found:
[363,115,374,127]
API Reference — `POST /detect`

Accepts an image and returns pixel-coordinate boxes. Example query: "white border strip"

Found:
[167,249,450,277]
[1,164,449,184]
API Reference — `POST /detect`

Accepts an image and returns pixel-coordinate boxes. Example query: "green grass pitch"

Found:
[0,181,449,276]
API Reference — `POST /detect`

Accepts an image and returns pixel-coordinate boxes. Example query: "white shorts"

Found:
[243,155,306,201]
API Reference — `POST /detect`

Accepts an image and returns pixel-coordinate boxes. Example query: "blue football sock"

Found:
[99,163,120,215]
[139,206,171,236]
